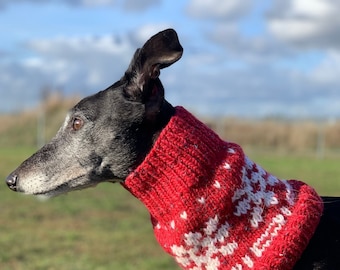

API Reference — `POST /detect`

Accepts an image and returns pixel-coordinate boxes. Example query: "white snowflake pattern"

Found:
[232,157,282,228]
[171,215,238,270]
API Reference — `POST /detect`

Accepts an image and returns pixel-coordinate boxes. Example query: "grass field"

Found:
[0,146,340,270]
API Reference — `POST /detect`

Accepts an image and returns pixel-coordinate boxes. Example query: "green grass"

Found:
[0,147,339,269]
[0,147,176,270]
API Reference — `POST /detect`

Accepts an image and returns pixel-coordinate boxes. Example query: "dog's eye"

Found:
[72,117,83,131]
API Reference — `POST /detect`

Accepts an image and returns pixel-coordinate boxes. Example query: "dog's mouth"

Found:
[7,159,125,197]
[31,176,123,197]
[32,179,96,197]
[9,174,98,197]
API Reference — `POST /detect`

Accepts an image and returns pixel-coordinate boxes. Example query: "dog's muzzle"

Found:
[6,173,18,191]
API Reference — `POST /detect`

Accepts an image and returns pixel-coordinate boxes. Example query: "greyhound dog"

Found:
[6,29,340,269]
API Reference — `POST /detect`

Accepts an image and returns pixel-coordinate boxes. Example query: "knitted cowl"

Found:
[123,106,323,270]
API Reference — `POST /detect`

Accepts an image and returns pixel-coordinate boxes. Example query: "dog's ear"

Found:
[123,29,183,114]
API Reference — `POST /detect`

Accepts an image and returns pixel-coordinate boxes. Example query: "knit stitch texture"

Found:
[124,106,323,270]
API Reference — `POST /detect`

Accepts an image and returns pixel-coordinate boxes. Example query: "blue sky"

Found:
[1,0,340,118]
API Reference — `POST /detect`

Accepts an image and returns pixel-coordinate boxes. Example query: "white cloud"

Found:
[291,0,333,18]
[0,0,159,11]
[77,0,161,10]
[2,24,339,118]
[267,0,340,49]
[24,34,135,81]
[122,0,161,11]
[26,35,132,57]
[207,24,296,65]
[186,0,253,20]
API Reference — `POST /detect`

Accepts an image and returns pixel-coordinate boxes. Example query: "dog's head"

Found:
[6,29,183,196]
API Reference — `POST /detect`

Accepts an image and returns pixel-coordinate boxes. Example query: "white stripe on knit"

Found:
[250,213,286,258]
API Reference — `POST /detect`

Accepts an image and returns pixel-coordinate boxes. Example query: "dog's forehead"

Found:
[76,90,106,109]
[71,89,112,117]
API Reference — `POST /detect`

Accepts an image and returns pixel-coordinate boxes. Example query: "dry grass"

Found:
[206,117,340,156]
[1,94,340,157]
[0,94,80,147]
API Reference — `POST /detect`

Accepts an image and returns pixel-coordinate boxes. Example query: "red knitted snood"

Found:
[124,106,323,270]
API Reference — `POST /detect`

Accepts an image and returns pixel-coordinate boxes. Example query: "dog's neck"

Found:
[130,99,175,173]
[151,99,175,143]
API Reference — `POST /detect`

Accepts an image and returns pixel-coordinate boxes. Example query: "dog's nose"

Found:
[6,173,18,191]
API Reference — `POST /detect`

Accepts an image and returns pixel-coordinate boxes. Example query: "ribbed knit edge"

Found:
[254,180,323,269]
[123,106,323,269]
